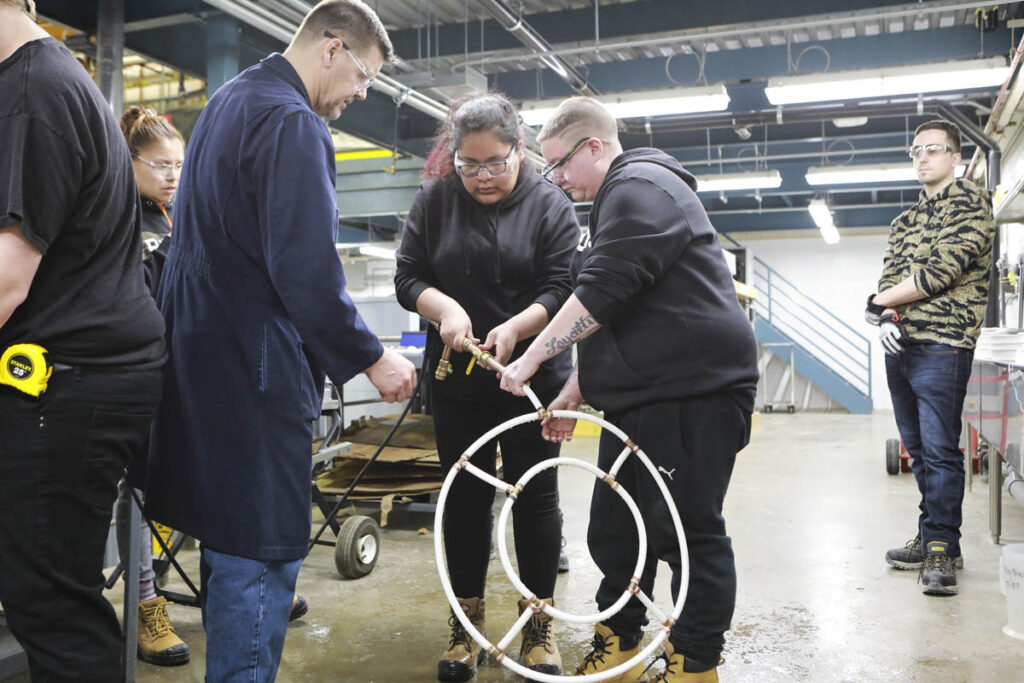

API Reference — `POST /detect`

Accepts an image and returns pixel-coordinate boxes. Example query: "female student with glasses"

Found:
[395,91,580,681]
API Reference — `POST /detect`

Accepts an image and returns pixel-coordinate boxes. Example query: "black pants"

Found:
[590,392,751,663]
[0,366,162,682]
[433,391,561,599]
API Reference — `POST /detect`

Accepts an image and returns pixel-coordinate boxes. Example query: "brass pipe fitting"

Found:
[435,344,453,381]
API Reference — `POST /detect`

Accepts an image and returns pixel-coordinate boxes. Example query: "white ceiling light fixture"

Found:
[808,198,840,244]
[765,57,1010,105]
[358,245,397,260]
[806,163,966,185]
[696,170,783,192]
[520,84,730,126]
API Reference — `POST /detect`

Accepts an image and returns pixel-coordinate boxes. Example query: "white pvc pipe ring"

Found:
[433,409,689,682]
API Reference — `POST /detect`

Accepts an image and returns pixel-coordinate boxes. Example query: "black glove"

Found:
[879,311,909,355]
[865,294,887,326]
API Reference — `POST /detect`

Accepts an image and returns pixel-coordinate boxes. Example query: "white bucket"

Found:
[999,544,1024,640]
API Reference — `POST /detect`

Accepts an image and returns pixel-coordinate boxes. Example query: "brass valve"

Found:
[435,344,453,381]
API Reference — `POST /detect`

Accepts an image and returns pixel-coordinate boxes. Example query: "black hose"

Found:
[129,486,202,599]
[306,365,429,554]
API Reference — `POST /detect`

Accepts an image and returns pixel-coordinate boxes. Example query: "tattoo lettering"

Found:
[544,315,596,356]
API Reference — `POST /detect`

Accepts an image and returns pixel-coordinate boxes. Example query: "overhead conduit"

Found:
[476,0,598,96]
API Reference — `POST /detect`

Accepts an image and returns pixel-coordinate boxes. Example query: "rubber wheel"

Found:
[764,404,774,413]
[335,516,380,579]
[787,405,796,414]
[886,438,901,475]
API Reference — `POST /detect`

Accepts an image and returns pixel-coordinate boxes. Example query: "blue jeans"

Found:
[885,343,973,556]
[199,547,302,682]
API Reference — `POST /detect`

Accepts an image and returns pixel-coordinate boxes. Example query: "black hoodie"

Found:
[395,165,579,402]
[572,148,759,414]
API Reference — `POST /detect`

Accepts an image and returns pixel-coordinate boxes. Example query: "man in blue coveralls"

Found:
[144,1,416,679]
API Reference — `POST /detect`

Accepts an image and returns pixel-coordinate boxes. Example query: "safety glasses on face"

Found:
[132,154,183,175]
[908,143,955,159]
[323,30,375,92]
[454,145,517,179]
[541,137,608,182]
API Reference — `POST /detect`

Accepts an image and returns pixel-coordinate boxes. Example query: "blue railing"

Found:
[752,257,872,401]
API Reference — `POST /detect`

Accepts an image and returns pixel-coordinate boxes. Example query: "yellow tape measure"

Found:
[0,344,53,397]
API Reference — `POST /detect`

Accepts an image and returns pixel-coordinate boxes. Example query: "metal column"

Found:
[123,497,142,683]
[96,0,124,114]
[206,13,241,97]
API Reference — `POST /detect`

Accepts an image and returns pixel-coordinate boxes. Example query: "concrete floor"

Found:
[33,411,1024,681]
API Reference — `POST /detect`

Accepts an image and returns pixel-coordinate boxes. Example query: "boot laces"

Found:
[448,612,472,651]
[641,651,674,681]
[905,536,922,553]
[523,612,554,654]
[577,632,612,671]
[921,551,953,576]
[141,601,172,639]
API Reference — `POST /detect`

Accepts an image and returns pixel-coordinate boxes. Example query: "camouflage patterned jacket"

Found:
[878,178,995,350]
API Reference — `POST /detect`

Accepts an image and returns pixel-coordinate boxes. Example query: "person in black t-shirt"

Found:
[0,3,166,680]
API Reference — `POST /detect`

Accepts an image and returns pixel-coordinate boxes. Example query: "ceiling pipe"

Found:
[203,0,453,121]
[476,0,598,96]
[453,0,1019,72]
[620,100,998,190]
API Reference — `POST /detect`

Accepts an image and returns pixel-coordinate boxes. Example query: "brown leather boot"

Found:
[438,597,486,681]
[642,642,720,682]
[518,597,561,675]
[137,596,190,666]
[575,622,645,681]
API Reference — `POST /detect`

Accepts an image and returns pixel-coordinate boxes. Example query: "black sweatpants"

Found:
[590,391,751,663]
[0,367,162,682]
[433,391,561,599]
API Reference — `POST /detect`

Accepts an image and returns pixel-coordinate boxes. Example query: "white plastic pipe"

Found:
[433,408,688,682]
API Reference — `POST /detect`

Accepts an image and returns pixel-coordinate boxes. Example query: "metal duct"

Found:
[202,0,453,121]
[476,0,597,96]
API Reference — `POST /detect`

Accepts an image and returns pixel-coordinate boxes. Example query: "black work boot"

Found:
[886,535,924,569]
[921,541,958,596]
[887,535,963,571]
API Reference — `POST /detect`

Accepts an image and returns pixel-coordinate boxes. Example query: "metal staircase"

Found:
[752,257,873,414]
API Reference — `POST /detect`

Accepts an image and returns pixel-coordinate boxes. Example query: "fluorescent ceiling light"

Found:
[358,245,397,260]
[808,199,840,244]
[520,85,730,126]
[765,57,1010,105]
[806,163,966,185]
[696,170,782,192]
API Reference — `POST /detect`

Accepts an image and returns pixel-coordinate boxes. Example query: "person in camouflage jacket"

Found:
[866,119,995,597]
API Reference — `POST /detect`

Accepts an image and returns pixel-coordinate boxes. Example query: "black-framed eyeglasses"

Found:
[324,30,375,92]
[132,154,183,175]
[541,137,604,181]
[454,145,517,179]
[908,143,955,159]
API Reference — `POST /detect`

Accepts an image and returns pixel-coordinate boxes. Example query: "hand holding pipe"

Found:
[429,319,508,377]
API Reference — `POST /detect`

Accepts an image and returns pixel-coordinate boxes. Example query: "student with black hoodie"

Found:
[395,92,579,681]
[501,96,759,683]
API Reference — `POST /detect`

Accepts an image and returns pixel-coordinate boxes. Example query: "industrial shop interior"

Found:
[5,1,1024,682]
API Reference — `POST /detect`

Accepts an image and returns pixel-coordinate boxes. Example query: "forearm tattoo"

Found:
[544,315,596,356]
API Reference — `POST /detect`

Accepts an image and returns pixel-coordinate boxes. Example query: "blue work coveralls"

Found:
[145,54,383,561]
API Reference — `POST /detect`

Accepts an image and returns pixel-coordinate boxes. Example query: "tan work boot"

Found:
[642,642,720,682]
[137,596,190,666]
[517,597,561,675]
[438,597,486,681]
[574,622,645,681]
